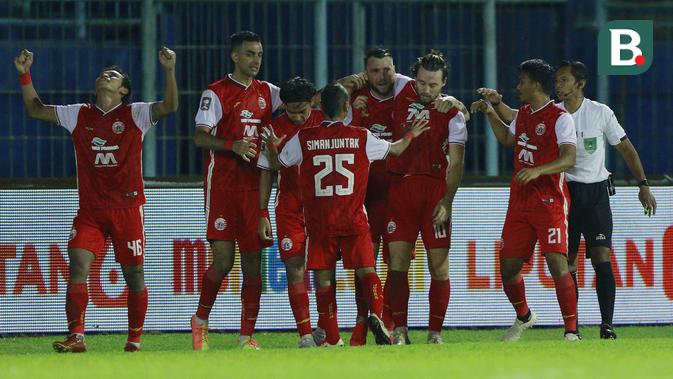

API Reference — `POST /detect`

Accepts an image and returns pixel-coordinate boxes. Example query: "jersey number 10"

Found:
[313,154,355,197]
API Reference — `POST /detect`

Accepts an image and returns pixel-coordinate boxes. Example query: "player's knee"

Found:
[122,265,146,291]
[355,267,375,278]
[590,247,611,266]
[545,253,569,278]
[285,264,305,284]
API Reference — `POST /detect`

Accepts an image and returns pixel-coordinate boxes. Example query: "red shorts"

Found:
[386,175,451,250]
[500,200,569,263]
[68,206,145,266]
[205,189,273,252]
[276,212,307,262]
[305,231,375,270]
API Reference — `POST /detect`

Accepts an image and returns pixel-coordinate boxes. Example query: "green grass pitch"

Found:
[2,326,673,379]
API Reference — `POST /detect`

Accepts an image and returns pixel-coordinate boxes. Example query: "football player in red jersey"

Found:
[191,31,283,351]
[265,83,430,346]
[472,59,579,341]
[257,77,323,347]
[15,47,178,352]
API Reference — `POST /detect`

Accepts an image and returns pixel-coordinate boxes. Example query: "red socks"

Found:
[428,279,450,332]
[195,266,224,320]
[65,282,88,334]
[503,275,530,318]
[287,282,312,336]
[360,272,383,318]
[382,269,394,331]
[354,276,369,320]
[387,270,409,327]
[316,285,340,344]
[127,288,148,343]
[240,275,262,336]
[554,273,578,332]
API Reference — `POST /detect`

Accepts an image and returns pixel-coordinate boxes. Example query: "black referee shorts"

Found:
[567,180,613,257]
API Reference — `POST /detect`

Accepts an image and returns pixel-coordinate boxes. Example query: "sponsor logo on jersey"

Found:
[200,97,212,111]
[517,133,538,166]
[387,221,396,234]
[258,97,267,110]
[281,237,293,252]
[91,137,120,167]
[535,123,546,136]
[241,110,254,119]
[112,121,125,134]
[214,217,227,231]
[406,102,430,122]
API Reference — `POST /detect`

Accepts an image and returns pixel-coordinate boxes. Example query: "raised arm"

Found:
[476,88,517,124]
[336,72,367,95]
[471,98,514,148]
[14,49,58,124]
[151,46,179,122]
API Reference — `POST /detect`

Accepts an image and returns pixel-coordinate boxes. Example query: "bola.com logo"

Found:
[598,20,653,75]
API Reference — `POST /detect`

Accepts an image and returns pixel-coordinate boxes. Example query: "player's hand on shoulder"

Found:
[14,49,33,74]
[434,95,456,113]
[158,46,176,69]
[476,87,503,104]
[232,136,257,162]
[470,99,494,115]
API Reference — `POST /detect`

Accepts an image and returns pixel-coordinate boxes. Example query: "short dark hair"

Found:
[280,77,316,104]
[320,83,349,118]
[102,65,132,103]
[518,59,555,95]
[410,49,448,81]
[230,30,261,53]
[364,47,393,67]
[558,60,588,83]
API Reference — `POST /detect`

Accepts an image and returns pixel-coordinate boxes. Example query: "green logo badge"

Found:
[583,137,598,154]
[598,20,653,75]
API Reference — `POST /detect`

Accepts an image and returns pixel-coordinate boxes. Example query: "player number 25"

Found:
[313,154,355,197]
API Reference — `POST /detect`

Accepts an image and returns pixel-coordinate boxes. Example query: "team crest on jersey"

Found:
[258,97,267,110]
[214,217,227,231]
[200,97,212,111]
[112,121,125,134]
[281,238,293,252]
[535,123,546,136]
[241,109,254,119]
[387,221,397,234]
[68,228,77,241]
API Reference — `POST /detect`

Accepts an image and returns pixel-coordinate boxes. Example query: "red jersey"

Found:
[349,87,394,192]
[257,109,324,216]
[56,102,155,210]
[195,74,281,191]
[278,120,391,236]
[388,80,467,179]
[508,101,576,204]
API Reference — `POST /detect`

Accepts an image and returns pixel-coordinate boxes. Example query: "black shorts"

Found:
[567,180,613,257]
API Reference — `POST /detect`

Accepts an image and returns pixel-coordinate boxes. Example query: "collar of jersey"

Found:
[94,102,123,115]
[529,100,554,115]
[321,120,343,128]
[227,73,252,89]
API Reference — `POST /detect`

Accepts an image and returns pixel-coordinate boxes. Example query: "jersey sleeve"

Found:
[508,112,518,136]
[555,113,577,146]
[344,104,353,125]
[602,106,627,146]
[393,74,413,98]
[55,104,84,134]
[448,111,468,145]
[131,102,158,136]
[267,82,282,113]
[278,133,303,168]
[365,129,391,161]
[194,89,223,129]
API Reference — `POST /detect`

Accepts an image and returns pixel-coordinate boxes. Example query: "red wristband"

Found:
[19,72,32,86]
[223,140,234,151]
[260,209,269,218]
[403,131,415,142]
